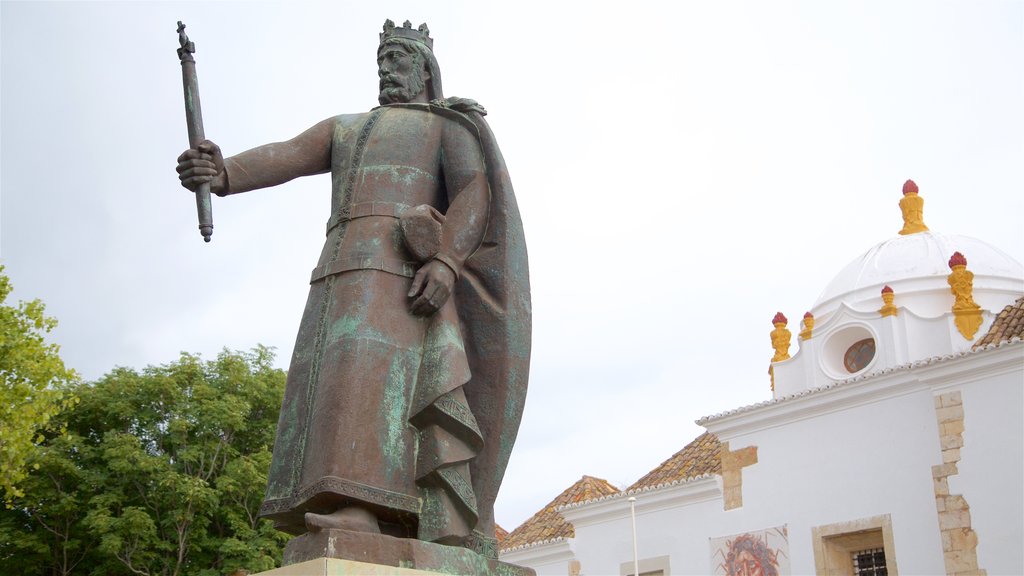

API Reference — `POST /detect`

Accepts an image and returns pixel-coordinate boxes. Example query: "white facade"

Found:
[502,193,1023,575]
[502,341,1022,575]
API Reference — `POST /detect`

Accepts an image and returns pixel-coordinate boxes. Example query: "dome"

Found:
[812,231,1023,320]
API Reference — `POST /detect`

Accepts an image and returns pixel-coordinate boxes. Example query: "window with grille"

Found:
[852,547,887,576]
[812,515,897,576]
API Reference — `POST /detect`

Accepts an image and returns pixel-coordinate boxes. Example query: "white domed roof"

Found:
[812,230,1023,320]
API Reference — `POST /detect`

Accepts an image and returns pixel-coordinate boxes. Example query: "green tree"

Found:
[0,347,288,576]
[0,265,78,504]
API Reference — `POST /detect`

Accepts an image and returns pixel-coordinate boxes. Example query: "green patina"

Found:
[379,352,415,482]
[327,314,385,347]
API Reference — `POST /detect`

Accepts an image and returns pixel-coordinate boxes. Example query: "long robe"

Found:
[250,102,530,554]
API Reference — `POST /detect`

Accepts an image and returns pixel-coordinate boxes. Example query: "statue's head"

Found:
[377,20,443,105]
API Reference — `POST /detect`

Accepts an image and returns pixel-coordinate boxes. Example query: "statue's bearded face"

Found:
[377,45,427,104]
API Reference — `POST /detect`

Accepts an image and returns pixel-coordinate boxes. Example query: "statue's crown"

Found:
[380,19,433,51]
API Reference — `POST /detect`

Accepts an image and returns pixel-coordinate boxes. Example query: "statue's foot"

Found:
[304,506,381,534]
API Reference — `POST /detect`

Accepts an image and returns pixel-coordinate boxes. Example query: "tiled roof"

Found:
[500,475,620,551]
[626,432,721,492]
[495,524,509,546]
[974,296,1024,349]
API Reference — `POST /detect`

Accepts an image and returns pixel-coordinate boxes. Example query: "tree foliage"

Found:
[0,265,78,504]
[0,347,288,576]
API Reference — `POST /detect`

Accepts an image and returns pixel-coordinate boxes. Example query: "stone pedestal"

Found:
[275,529,533,576]
[256,558,432,575]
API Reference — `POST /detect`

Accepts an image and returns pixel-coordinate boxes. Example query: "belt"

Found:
[310,257,418,283]
[326,201,409,234]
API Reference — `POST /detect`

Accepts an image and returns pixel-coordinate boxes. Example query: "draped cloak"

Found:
[256,100,530,556]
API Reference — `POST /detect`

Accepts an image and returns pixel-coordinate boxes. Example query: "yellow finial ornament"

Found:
[770,312,791,362]
[769,313,791,392]
[879,285,898,317]
[898,179,929,235]
[799,312,814,341]
[947,252,983,339]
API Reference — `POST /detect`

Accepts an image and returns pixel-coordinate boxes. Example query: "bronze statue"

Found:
[177,20,531,572]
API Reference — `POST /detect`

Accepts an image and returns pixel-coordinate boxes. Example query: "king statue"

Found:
[176,20,531,570]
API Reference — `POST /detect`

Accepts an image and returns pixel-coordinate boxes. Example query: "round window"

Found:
[844,338,876,373]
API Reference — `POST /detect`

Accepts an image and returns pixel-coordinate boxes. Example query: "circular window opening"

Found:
[844,338,876,373]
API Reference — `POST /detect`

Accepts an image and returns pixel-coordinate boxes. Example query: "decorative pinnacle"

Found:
[381,18,433,50]
[879,285,897,316]
[770,312,792,364]
[947,250,981,339]
[799,312,814,340]
[898,178,928,235]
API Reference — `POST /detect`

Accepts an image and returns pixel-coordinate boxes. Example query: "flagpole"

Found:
[629,496,640,576]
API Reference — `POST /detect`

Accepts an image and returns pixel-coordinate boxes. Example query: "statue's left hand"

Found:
[408,260,456,316]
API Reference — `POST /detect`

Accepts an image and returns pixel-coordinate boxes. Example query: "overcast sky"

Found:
[2,1,1022,532]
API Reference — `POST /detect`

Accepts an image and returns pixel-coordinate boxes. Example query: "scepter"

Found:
[176,21,214,242]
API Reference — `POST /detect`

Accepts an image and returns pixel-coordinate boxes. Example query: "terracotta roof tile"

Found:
[500,475,620,551]
[626,432,721,491]
[495,524,509,545]
[974,296,1024,349]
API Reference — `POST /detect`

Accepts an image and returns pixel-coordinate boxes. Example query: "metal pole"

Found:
[176,21,214,243]
[629,496,640,576]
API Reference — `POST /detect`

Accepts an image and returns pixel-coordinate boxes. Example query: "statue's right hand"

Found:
[176,140,226,195]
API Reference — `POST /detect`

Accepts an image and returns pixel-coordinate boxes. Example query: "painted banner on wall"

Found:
[710,525,790,576]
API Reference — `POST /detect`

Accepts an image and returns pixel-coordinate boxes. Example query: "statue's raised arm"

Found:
[176,117,334,197]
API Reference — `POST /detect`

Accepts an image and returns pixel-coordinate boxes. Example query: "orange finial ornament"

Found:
[947,252,983,339]
[799,311,814,341]
[879,285,898,317]
[898,179,929,235]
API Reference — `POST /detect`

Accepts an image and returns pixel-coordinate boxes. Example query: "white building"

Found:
[501,182,1023,576]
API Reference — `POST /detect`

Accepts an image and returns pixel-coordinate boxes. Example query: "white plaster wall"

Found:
[570,386,951,574]
[500,542,576,576]
[950,363,1024,575]
[570,499,726,576]
[727,388,947,575]
[515,558,570,576]
[526,347,1022,576]
[569,514,633,575]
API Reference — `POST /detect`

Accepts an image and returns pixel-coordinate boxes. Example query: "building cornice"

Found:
[558,474,720,527]
[699,338,1022,439]
[499,537,574,564]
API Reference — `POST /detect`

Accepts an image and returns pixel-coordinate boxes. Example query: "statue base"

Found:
[277,529,534,576]
[255,558,434,575]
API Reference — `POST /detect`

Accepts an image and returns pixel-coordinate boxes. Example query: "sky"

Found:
[2,1,1022,532]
